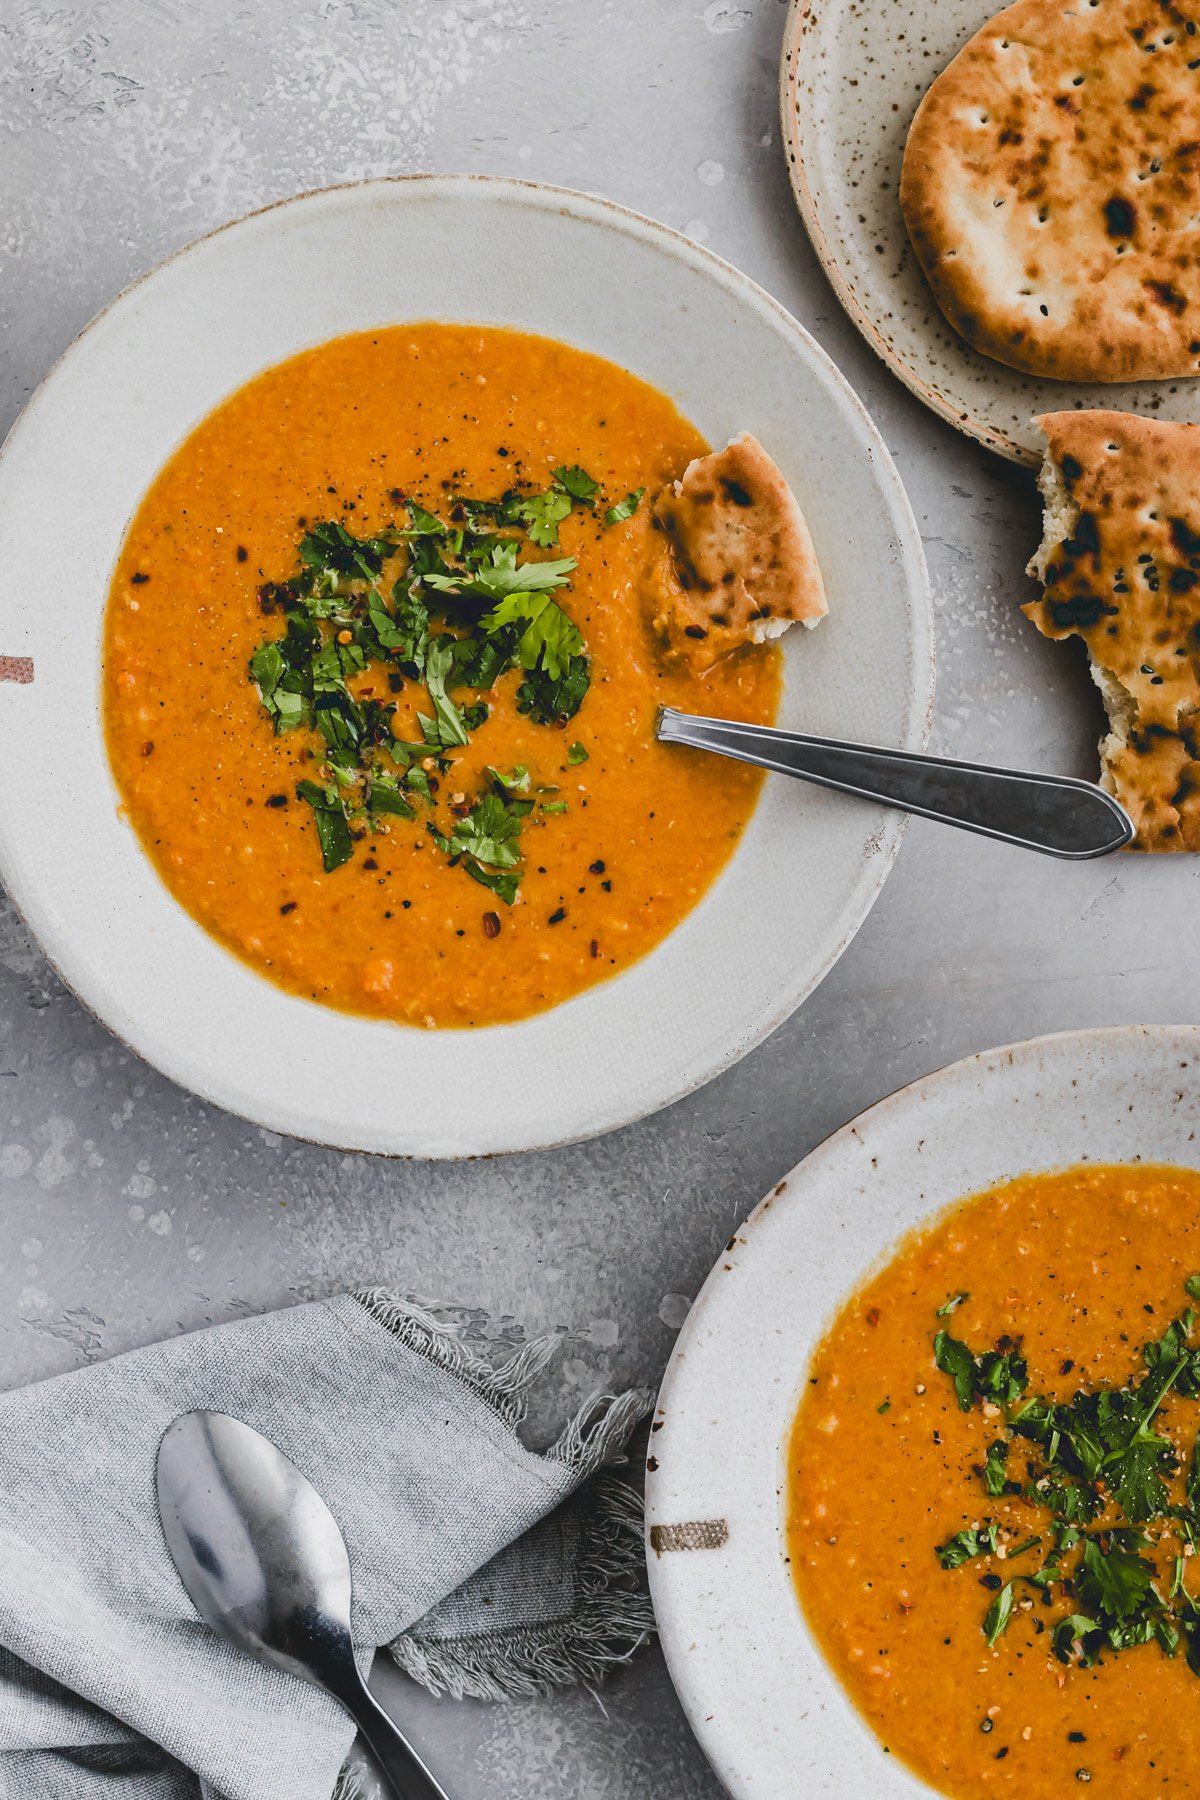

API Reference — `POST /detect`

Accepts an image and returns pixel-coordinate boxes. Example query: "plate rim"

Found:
[646,1019,1200,1795]
[0,172,935,1157]
[779,0,1039,468]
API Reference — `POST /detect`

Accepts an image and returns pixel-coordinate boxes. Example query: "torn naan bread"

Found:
[648,432,827,672]
[1026,409,1200,848]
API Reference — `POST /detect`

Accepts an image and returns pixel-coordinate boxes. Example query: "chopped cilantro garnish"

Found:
[568,741,588,765]
[933,1272,1200,1675]
[247,475,597,892]
[936,1292,970,1317]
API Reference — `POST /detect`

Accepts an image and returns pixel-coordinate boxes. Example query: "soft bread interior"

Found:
[1027,449,1078,583]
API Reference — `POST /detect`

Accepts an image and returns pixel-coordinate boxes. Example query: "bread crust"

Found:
[1025,409,1200,848]
[649,433,827,673]
[901,0,1200,382]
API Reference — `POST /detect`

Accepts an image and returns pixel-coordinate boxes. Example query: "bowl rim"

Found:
[646,1020,1200,1794]
[0,173,935,1156]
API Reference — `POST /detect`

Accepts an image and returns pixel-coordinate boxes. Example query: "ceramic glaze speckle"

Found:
[780,0,1200,464]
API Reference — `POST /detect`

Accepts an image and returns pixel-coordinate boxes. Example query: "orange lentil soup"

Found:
[103,325,780,1027]
[787,1164,1200,1800]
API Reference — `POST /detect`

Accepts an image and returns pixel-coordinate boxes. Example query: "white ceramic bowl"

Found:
[647,1023,1200,1796]
[0,176,932,1156]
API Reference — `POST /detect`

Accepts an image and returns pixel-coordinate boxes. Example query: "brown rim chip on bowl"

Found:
[1025,408,1200,850]
[900,0,1200,382]
[648,432,827,673]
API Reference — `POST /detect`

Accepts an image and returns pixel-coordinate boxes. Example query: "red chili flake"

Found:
[265,793,287,809]
[483,912,501,939]
[589,859,606,875]
[131,572,150,585]
[866,1307,881,1327]
[141,741,155,756]
[589,939,600,958]
[280,902,297,916]
[236,545,248,563]
[548,907,566,925]
[363,857,378,871]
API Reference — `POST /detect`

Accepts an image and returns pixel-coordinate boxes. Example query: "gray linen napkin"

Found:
[0,1290,652,1800]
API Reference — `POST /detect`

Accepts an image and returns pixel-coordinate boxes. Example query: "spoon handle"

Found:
[338,1670,451,1800]
[656,707,1133,860]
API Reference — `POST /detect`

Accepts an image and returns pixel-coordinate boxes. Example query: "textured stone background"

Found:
[3,1,1199,1794]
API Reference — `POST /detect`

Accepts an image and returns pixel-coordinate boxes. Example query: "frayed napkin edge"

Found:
[347,1290,656,1701]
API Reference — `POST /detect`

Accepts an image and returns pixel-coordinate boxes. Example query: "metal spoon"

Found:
[656,707,1133,859]
[156,1409,448,1800]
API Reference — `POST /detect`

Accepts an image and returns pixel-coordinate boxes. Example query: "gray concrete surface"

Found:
[4,2,1200,1795]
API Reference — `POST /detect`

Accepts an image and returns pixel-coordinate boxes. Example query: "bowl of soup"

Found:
[0,176,931,1154]
[647,1024,1200,1798]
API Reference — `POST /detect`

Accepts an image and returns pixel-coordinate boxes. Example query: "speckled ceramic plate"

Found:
[646,1023,1200,1797]
[0,176,932,1157]
[780,0,1200,465]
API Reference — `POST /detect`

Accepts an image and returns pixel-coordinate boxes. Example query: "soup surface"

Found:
[788,1163,1200,1800]
[103,325,780,1027]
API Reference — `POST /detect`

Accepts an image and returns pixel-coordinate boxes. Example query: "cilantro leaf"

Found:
[517,657,591,726]
[423,542,575,600]
[519,489,572,548]
[934,1332,977,1412]
[402,502,446,536]
[983,1581,1015,1646]
[295,780,352,872]
[936,1524,997,1569]
[1075,1537,1158,1621]
[604,487,644,526]
[489,765,530,793]
[449,792,526,870]
[250,642,307,733]
[422,636,470,748]
[1112,1433,1175,1523]
[464,861,520,906]
[937,1292,970,1317]
[983,1438,1009,1497]
[481,590,584,683]
[568,741,588,765]
[298,519,393,584]
[553,464,600,502]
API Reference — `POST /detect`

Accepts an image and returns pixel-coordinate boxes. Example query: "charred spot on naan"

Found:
[647,432,827,673]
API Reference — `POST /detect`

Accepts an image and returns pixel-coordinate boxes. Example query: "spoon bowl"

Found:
[156,1410,448,1800]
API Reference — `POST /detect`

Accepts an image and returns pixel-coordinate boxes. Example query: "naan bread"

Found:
[648,432,827,672]
[1025,409,1200,849]
[901,0,1200,381]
